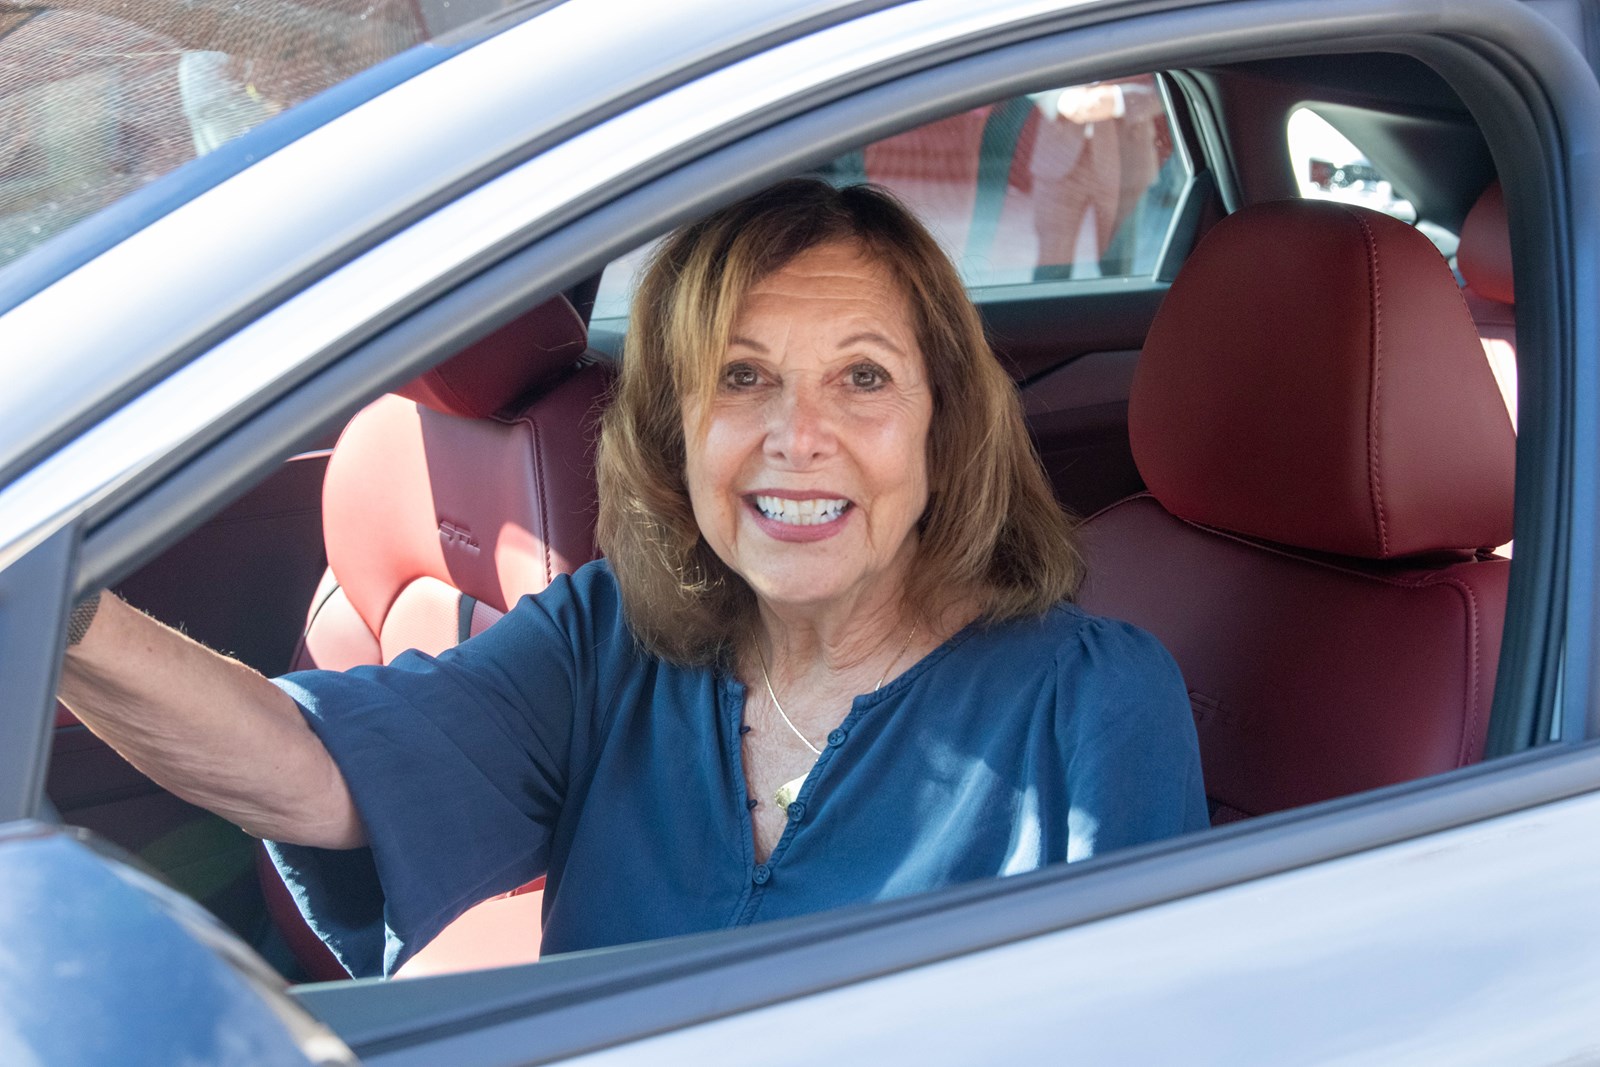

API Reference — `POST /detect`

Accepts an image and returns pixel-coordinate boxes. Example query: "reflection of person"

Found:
[1028,77,1167,278]
[59,179,1205,978]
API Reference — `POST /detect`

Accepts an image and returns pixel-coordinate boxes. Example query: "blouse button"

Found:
[786,801,807,822]
[826,729,847,747]
[752,864,772,885]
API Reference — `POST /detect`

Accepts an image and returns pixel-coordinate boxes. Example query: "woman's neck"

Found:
[748,587,981,700]
[758,596,910,680]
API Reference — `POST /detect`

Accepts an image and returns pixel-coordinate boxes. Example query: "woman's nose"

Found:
[763,382,836,465]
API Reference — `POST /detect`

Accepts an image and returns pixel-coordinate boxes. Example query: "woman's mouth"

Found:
[748,495,852,527]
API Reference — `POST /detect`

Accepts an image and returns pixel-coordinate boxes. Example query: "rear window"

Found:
[1286,105,1458,260]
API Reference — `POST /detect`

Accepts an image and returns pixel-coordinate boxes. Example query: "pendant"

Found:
[774,770,809,812]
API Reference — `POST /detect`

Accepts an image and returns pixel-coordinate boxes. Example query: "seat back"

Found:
[266,294,613,979]
[1078,199,1516,822]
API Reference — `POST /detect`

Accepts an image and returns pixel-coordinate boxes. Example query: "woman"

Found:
[58,179,1205,979]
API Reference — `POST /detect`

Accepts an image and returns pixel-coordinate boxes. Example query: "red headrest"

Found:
[1130,199,1515,559]
[396,295,588,418]
[1457,180,1513,305]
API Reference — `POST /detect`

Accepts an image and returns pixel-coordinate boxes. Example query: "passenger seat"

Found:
[262,294,613,980]
[1078,199,1515,822]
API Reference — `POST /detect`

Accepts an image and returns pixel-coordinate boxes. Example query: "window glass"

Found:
[1287,107,1418,222]
[592,75,1190,322]
[0,0,511,269]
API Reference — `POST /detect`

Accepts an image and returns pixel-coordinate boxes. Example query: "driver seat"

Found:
[262,294,612,979]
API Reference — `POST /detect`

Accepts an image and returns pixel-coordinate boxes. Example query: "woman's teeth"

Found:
[752,496,850,525]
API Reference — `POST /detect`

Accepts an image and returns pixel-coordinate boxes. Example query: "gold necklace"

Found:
[754,624,917,809]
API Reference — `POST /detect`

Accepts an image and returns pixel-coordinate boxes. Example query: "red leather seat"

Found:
[1077,199,1516,823]
[1458,179,1517,425]
[262,294,613,980]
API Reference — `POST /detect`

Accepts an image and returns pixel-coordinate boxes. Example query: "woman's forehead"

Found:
[734,241,915,335]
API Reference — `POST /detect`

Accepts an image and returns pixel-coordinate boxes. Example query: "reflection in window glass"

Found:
[593,77,1190,322]
[0,0,510,268]
[1286,107,1417,223]
[847,76,1187,287]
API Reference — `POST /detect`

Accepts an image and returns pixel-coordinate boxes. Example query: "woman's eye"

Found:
[849,364,888,390]
[722,364,760,389]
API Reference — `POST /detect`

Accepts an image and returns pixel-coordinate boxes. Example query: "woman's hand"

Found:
[57,593,365,849]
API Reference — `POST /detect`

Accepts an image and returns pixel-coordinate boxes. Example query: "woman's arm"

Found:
[57,593,365,849]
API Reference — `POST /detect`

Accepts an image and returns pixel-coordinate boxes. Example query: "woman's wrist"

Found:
[65,590,103,648]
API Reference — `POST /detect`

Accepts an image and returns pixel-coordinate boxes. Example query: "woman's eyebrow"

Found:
[837,331,906,356]
[727,332,905,355]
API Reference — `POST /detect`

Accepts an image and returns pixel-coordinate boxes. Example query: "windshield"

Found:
[0,0,515,271]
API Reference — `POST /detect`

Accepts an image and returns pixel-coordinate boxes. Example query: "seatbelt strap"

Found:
[457,594,478,644]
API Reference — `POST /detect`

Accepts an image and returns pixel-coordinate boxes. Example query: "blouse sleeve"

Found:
[1055,615,1209,861]
[265,564,625,978]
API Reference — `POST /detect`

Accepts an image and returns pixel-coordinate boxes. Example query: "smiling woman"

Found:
[55,177,1207,979]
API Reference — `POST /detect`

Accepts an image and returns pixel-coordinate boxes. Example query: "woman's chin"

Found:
[741,561,910,621]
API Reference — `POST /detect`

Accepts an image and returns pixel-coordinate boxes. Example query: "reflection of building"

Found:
[0,1,498,266]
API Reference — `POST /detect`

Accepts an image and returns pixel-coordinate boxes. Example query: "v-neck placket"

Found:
[717,625,976,926]
[720,677,865,925]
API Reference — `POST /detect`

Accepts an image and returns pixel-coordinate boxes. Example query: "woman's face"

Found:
[683,240,934,620]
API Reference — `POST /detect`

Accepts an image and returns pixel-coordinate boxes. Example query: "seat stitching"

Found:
[1164,507,1502,589]
[1353,210,1391,556]
[1079,490,1156,525]
[1450,575,1484,765]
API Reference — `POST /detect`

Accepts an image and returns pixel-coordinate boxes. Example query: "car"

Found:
[3,0,1600,1063]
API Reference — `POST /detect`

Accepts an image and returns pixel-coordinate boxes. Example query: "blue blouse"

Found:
[268,560,1207,978]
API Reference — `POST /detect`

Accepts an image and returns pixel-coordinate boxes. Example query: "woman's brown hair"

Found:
[596,178,1082,665]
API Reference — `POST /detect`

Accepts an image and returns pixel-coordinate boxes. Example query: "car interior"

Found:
[43,46,1523,985]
